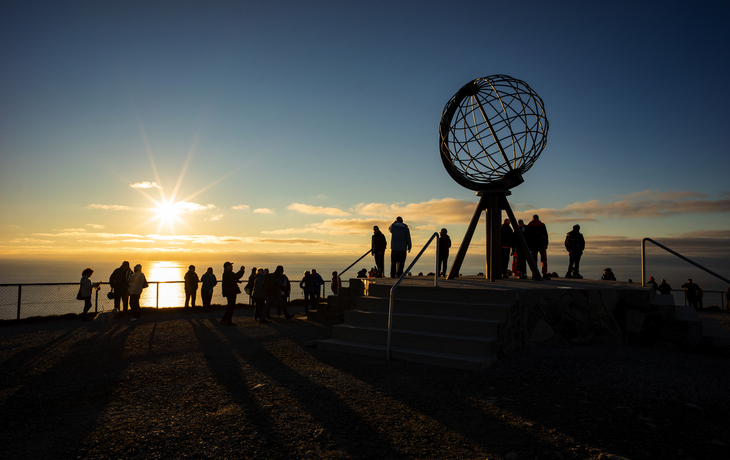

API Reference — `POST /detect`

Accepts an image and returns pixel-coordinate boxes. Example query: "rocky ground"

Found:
[0,305,728,460]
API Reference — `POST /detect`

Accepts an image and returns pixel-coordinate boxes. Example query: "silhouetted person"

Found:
[312,269,324,303]
[371,226,387,277]
[389,216,411,278]
[647,276,659,293]
[601,268,616,281]
[252,268,267,322]
[220,262,245,325]
[261,265,293,320]
[681,278,699,309]
[244,266,257,297]
[276,269,291,316]
[357,268,368,278]
[200,267,217,313]
[564,224,585,278]
[109,261,132,313]
[331,271,340,295]
[500,220,513,277]
[526,214,549,279]
[127,264,148,321]
[184,265,199,314]
[512,219,528,279]
[658,279,672,295]
[696,284,704,309]
[78,268,100,320]
[438,228,452,277]
[299,271,317,313]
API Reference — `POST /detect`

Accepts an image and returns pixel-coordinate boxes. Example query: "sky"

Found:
[1,1,729,288]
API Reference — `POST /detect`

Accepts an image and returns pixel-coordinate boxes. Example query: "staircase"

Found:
[317,282,518,370]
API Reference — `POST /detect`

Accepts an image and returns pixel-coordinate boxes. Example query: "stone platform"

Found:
[316,276,729,370]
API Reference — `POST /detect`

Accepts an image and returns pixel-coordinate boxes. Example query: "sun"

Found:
[155,200,180,223]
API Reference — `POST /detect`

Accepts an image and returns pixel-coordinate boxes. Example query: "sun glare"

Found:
[156,201,180,222]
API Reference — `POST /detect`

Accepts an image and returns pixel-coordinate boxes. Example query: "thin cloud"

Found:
[231,204,250,210]
[86,204,131,211]
[262,218,387,236]
[254,208,275,214]
[514,191,730,223]
[61,228,87,232]
[287,203,350,216]
[207,214,224,221]
[351,198,476,224]
[174,201,216,212]
[131,181,162,189]
[86,224,105,229]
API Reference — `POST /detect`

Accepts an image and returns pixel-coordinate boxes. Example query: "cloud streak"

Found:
[287,203,350,216]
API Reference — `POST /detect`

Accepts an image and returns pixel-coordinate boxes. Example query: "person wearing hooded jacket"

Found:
[389,216,412,278]
[127,264,148,321]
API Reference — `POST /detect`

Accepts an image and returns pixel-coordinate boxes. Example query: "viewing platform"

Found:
[317,276,730,370]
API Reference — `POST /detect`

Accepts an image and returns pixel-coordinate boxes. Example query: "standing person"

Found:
[696,284,704,309]
[299,271,316,313]
[278,269,291,316]
[220,262,246,325]
[244,267,257,298]
[658,279,672,295]
[109,261,132,314]
[512,219,528,279]
[438,228,452,277]
[647,276,659,293]
[252,268,267,322]
[500,220,513,278]
[371,226,387,277]
[331,271,340,295]
[184,265,199,314]
[564,224,585,279]
[681,278,699,310]
[200,267,217,313]
[262,266,294,320]
[127,264,148,322]
[311,269,325,304]
[389,216,412,278]
[78,268,101,320]
[526,214,549,279]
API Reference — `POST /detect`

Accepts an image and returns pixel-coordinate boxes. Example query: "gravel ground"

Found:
[1,306,728,460]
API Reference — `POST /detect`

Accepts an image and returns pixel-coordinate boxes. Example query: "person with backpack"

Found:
[109,261,132,314]
[564,224,585,279]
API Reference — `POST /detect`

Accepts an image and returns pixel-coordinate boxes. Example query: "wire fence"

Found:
[0,281,339,321]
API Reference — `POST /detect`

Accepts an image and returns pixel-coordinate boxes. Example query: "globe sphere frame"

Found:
[439,75,549,191]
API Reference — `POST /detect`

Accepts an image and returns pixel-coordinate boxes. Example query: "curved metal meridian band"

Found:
[439,75,548,191]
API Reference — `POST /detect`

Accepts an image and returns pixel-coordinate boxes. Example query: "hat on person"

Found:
[573,224,580,230]
[224,261,233,268]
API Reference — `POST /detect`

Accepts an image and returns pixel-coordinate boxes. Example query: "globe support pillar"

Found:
[447,192,542,281]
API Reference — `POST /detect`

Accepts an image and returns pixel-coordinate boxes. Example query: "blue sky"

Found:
[1,1,729,287]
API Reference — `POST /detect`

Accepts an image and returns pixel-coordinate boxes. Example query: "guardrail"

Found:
[0,280,340,322]
[386,232,440,361]
[641,238,730,287]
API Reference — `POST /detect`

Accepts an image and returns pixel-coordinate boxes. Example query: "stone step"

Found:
[700,318,730,348]
[317,338,496,371]
[364,283,518,304]
[344,309,503,337]
[651,293,676,306]
[356,296,510,321]
[330,324,498,358]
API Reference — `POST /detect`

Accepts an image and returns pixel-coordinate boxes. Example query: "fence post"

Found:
[16,284,22,322]
[156,282,159,309]
[95,288,99,313]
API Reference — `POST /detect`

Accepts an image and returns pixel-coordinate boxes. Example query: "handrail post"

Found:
[156,282,159,309]
[435,234,439,287]
[387,232,439,361]
[16,284,22,322]
[641,239,646,287]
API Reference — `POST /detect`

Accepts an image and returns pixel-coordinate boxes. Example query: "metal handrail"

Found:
[338,249,372,280]
[641,238,730,287]
[386,232,440,361]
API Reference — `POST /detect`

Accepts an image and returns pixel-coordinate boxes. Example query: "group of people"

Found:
[371,217,452,279]
[499,214,559,279]
[647,276,710,310]
[79,261,339,325]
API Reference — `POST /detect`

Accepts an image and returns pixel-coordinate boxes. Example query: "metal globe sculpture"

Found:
[439,75,549,191]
